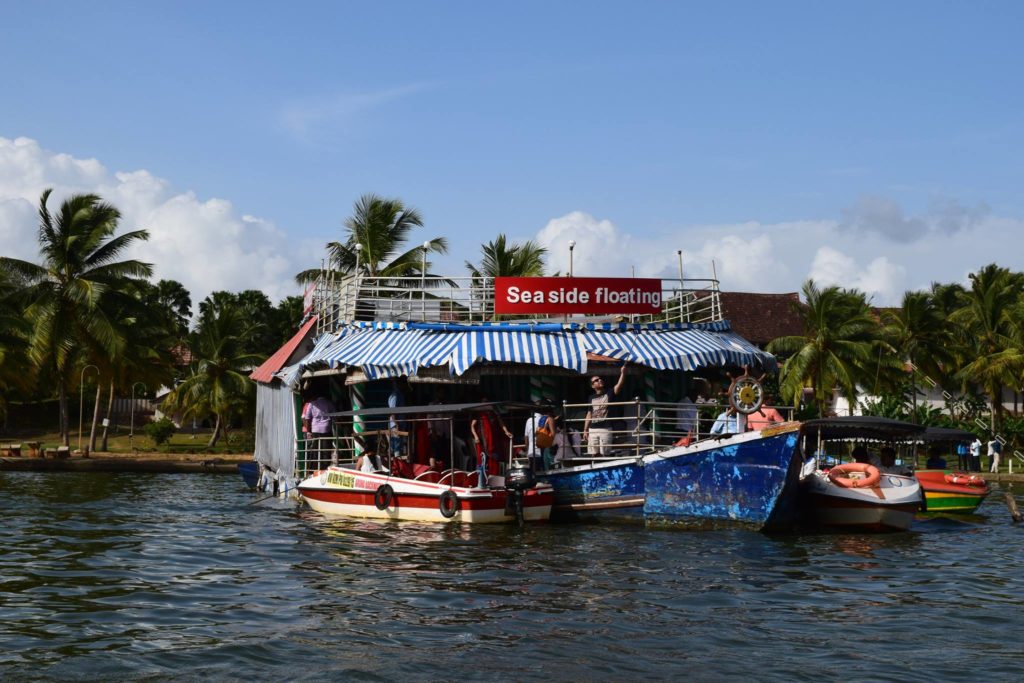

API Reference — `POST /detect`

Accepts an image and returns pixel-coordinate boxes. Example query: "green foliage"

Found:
[143,417,176,446]
[465,234,548,278]
[297,193,448,283]
[768,279,892,417]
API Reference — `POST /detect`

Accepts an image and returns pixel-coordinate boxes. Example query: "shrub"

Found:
[143,418,176,447]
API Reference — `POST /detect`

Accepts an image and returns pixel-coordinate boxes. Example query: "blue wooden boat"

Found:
[238,461,261,489]
[643,423,802,530]
[541,422,802,530]
[541,456,645,523]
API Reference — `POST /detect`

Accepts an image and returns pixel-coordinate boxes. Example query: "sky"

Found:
[1,1,1022,308]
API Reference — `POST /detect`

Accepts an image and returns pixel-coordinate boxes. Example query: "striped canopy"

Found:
[296,320,774,378]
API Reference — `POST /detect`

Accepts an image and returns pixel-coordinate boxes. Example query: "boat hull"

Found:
[803,472,922,532]
[643,424,803,530]
[298,467,553,523]
[539,424,803,530]
[915,469,990,513]
[539,457,645,523]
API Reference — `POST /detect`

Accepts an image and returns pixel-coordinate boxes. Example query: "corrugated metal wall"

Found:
[255,381,297,479]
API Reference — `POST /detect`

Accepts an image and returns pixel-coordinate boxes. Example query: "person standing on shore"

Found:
[988,437,1002,473]
[970,437,983,472]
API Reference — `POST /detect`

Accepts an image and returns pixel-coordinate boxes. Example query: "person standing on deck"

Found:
[471,399,513,482]
[583,365,627,455]
[302,392,336,465]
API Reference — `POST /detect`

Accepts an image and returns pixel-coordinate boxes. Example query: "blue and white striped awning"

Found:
[580,328,775,372]
[301,329,356,367]
[293,320,773,378]
[449,329,587,376]
[360,328,465,379]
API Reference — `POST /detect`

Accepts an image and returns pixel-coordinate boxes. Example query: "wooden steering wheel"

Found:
[727,366,765,415]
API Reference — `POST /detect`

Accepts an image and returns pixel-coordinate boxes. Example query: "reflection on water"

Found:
[1,472,1022,681]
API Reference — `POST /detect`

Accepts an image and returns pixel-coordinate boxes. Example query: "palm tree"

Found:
[0,270,33,426]
[163,304,263,448]
[882,290,959,421]
[465,234,548,278]
[949,264,1024,432]
[0,190,152,445]
[296,193,448,282]
[767,280,886,417]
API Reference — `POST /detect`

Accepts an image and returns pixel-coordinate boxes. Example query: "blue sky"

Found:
[2,1,1022,306]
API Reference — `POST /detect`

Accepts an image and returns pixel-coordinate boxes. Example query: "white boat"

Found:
[297,402,554,524]
[803,466,922,532]
[298,465,553,523]
[799,417,926,532]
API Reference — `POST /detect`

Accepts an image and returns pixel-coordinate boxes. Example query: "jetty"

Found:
[0,451,250,474]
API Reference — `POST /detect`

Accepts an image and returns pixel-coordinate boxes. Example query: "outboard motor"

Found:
[505,458,536,526]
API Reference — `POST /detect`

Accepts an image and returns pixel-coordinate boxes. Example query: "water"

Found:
[1,472,1022,682]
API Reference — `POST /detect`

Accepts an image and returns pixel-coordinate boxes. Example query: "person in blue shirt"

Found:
[709,406,745,435]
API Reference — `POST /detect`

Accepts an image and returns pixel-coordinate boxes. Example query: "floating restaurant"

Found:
[249,267,807,528]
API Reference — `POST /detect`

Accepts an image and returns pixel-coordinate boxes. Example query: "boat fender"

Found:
[374,484,394,510]
[439,490,459,518]
[828,463,881,489]
[945,472,986,488]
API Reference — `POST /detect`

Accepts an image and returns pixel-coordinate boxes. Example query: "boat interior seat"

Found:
[414,470,441,483]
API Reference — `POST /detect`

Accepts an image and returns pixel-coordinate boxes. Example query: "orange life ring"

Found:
[828,462,881,489]
[944,472,986,488]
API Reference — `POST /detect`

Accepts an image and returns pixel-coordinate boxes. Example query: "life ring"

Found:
[374,484,394,510]
[945,472,986,488]
[439,490,459,518]
[828,462,881,489]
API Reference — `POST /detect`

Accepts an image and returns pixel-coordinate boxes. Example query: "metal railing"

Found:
[292,400,794,479]
[309,272,724,334]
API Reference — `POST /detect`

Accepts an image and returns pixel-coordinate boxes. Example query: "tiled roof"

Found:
[719,291,804,347]
[249,316,318,383]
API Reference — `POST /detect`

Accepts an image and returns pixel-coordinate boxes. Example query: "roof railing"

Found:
[310,272,722,334]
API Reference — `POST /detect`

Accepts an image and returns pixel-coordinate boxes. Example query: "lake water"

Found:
[1,471,1022,682]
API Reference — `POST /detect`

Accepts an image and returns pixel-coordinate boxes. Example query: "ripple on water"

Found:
[0,473,1023,680]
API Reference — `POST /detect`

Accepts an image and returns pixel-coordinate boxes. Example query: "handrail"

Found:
[307,272,724,333]
[291,400,794,478]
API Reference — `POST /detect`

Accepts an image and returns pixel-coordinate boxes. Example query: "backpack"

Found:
[535,416,555,449]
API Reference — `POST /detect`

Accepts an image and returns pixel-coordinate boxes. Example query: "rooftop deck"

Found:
[309,272,724,335]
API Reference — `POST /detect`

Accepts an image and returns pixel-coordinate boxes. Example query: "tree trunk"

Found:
[88,382,102,453]
[58,382,69,446]
[100,379,115,451]
[207,414,222,448]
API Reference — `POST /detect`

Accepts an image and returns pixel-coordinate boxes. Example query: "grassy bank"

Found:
[0,430,252,456]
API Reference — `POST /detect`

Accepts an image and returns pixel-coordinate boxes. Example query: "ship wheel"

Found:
[727,366,766,415]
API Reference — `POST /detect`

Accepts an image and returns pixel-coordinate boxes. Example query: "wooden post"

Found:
[1004,491,1022,523]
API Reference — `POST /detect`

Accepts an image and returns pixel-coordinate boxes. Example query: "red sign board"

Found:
[494,277,663,315]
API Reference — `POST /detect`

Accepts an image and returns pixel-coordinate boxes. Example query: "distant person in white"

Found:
[988,438,1002,473]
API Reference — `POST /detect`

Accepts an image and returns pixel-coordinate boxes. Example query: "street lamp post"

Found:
[421,240,430,316]
[568,240,575,277]
[78,365,99,452]
[130,382,147,447]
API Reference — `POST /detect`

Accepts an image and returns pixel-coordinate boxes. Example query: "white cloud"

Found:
[533,198,1019,307]
[0,136,302,307]
[809,247,906,304]
[281,82,437,142]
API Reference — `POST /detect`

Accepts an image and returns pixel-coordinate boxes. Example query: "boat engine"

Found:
[505,458,536,526]
[505,458,536,492]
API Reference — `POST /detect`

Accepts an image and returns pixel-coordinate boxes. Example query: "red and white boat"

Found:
[299,464,553,523]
